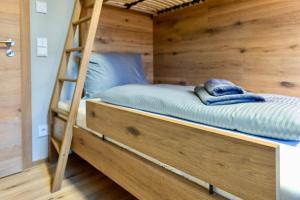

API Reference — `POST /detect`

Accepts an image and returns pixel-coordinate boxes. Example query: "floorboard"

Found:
[0,155,136,200]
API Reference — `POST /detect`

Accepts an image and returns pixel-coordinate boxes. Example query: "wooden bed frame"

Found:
[48,0,300,199]
[86,101,279,200]
[52,101,279,200]
[71,127,226,200]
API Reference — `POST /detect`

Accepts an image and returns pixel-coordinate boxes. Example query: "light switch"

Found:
[37,37,48,57]
[37,47,48,57]
[37,38,43,47]
[37,37,47,47]
[42,38,47,47]
[36,1,47,14]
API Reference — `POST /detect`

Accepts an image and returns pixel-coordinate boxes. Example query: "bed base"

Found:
[71,126,226,200]
[86,101,280,200]
[52,119,225,199]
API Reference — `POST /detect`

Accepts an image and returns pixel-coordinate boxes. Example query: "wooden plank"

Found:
[20,0,32,169]
[154,0,300,97]
[103,0,202,14]
[51,138,61,153]
[86,101,279,200]
[65,46,84,53]
[0,155,136,200]
[72,127,226,200]
[92,5,153,82]
[58,77,78,82]
[72,16,91,25]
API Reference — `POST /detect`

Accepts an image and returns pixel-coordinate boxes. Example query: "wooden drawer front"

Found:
[72,127,225,200]
[86,101,278,200]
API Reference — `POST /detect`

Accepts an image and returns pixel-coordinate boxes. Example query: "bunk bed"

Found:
[48,0,300,199]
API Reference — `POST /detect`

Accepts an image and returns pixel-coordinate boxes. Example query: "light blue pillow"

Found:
[84,53,148,98]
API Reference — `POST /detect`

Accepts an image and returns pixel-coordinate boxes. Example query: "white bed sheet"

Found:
[58,98,99,129]
[58,99,300,200]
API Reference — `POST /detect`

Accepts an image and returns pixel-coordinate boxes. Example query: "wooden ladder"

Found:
[48,0,104,192]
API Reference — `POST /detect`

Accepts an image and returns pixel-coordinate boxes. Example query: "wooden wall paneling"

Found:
[154,0,300,96]
[92,5,153,82]
[20,0,32,169]
[154,3,209,85]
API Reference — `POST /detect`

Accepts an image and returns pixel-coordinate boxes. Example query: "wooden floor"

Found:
[0,155,136,200]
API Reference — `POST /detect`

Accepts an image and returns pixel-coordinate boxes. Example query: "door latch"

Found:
[0,39,16,57]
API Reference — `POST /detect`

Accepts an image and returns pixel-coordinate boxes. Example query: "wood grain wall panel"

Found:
[0,0,23,177]
[93,5,153,82]
[20,0,32,169]
[154,0,300,96]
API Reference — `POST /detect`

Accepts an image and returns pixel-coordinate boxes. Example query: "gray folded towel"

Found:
[194,86,265,106]
[204,79,245,96]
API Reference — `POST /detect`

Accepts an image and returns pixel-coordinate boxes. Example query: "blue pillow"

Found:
[84,53,148,98]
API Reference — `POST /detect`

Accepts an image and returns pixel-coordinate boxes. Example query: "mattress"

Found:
[58,97,300,148]
[58,96,300,200]
[58,99,91,129]
[99,84,300,141]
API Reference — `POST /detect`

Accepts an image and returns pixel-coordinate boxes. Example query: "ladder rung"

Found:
[65,46,84,53]
[52,108,69,121]
[84,2,94,8]
[57,113,69,121]
[59,77,78,82]
[72,16,92,26]
[51,137,61,153]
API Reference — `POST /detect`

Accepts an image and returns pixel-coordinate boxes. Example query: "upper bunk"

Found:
[79,0,300,96]
[85,0,205,15]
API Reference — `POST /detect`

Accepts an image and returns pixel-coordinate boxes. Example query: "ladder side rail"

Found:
[48,0,83,164]
[50,0,83,111]
[51,0,105,192]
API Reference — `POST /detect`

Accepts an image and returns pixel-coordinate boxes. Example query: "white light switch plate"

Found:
[36,1,47,14]
[37,47,48,57]
[37,37,47,47]
[38,125,48,137]
[37,37,48,57]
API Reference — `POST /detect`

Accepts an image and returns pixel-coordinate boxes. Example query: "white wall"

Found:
[30,0,75,161]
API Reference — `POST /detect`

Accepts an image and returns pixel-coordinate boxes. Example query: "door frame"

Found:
[20,0,32,169]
